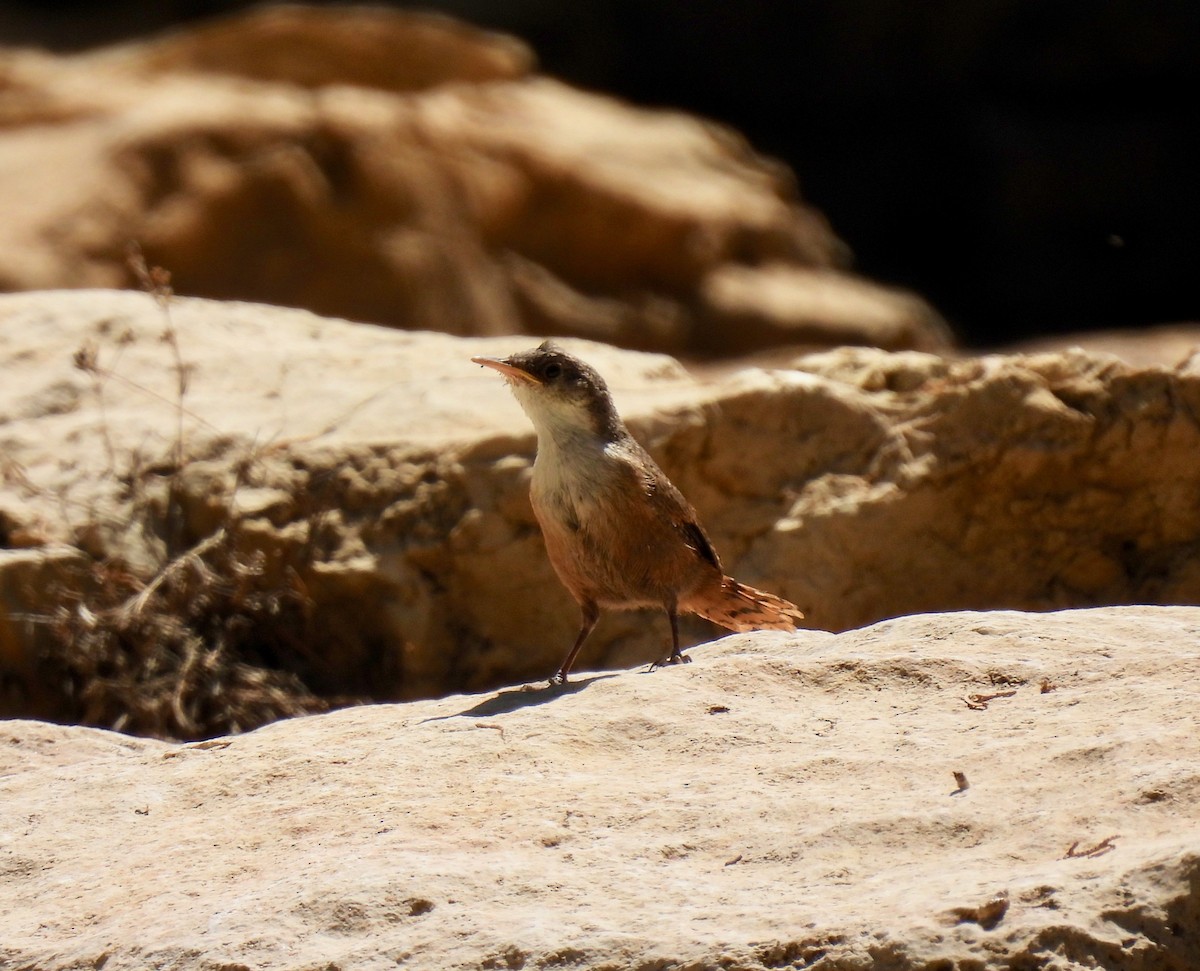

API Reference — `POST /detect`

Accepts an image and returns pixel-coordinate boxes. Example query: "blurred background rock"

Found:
[2,0,1197,346]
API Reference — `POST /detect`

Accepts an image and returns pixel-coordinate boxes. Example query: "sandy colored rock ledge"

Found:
[83,3,535,91]
[2,606,1198,970]
[2,289,1200,732]
[1007,323,1200,370]
[0,4,946,356]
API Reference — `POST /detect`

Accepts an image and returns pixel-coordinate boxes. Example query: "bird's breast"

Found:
[530,434,619,525]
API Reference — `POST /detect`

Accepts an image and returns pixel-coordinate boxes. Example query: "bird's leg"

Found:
[649,600,690,671]
[551,601,599,685]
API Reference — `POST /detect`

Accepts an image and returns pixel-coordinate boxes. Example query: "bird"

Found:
[472,341,804,685]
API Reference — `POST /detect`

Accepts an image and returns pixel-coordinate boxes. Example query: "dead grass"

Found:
[26,247,344,741]
[42,530,329,739]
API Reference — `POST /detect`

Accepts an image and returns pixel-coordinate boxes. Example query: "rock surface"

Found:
[1009,324,1200,370]
[2,606,1199,970]
[4,2,1197,344]
[0,4,947,355]
[3,289,1200,732]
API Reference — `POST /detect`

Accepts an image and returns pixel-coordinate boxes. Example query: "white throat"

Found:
[511,382,617,503]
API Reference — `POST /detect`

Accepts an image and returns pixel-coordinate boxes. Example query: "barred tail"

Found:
[690,576,805,632]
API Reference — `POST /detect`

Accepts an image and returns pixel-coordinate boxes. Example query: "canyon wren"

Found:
[472,341,804,684]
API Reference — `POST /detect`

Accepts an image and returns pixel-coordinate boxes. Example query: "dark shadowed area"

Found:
[2,0,1197,343]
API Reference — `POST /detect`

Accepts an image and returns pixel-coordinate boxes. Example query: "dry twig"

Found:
[1064,835,1119,859]
[962,690,1017,710]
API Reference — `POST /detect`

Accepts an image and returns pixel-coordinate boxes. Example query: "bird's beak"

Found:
[471,356,543,385]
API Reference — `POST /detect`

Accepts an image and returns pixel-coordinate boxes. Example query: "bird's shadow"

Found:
[420,673,618,723]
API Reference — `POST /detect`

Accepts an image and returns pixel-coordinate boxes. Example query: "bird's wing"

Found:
[678,517,721,570]
[621,443,722,571]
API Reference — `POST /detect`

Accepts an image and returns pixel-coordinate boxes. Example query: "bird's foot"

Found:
[647,652,691,673]
[549,670,569,687]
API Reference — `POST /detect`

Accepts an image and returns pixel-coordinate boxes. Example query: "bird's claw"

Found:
[647,653,691,673]
[549,671,569,687]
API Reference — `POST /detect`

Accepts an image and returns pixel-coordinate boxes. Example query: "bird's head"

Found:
[471,341,623,442]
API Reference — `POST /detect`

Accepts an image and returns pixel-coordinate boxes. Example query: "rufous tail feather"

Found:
[691,576,804,632]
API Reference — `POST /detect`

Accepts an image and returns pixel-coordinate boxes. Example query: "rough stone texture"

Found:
[2,606,1199,970]
[755,345,1200,630]
[3,290,1200,725]
[0,288,706,718]
[0,4,947,356]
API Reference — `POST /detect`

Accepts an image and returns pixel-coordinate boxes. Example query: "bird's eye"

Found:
[543,363,562,380]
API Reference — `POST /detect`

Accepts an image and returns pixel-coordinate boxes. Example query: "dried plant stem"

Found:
[117,527,227,623]
[128,241,191,555]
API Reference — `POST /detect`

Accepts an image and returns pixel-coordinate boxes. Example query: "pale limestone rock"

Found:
[0,4,946,355]
[1008,322,1200,369]
[1,607,1198,969]
[699,262,953,353]
[0,289,699,716]
[83,3,535,90]
[3,290,1200,729]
